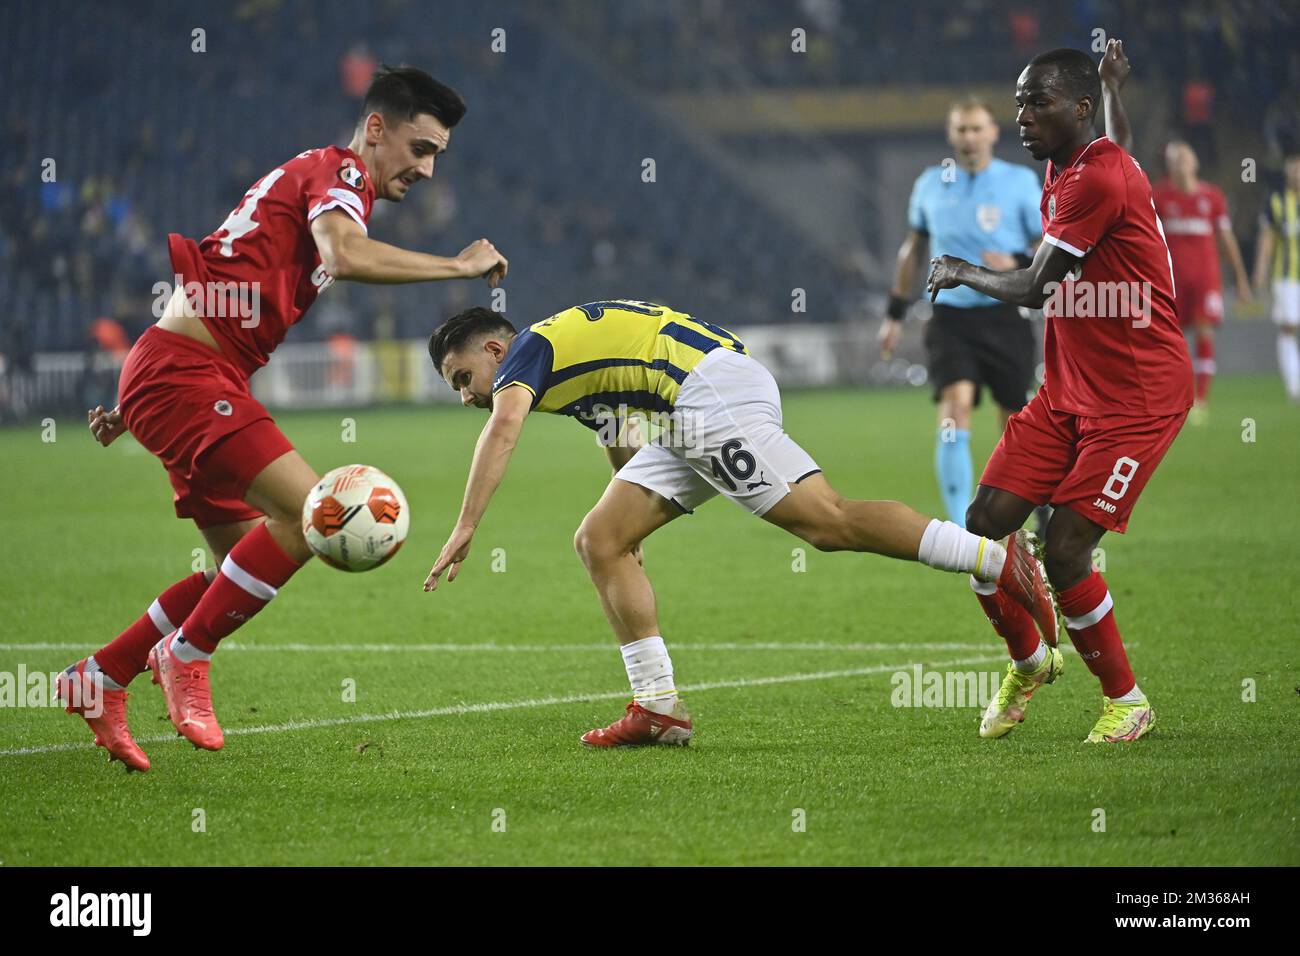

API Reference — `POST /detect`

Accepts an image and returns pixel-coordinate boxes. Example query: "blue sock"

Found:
[935,428,973,527]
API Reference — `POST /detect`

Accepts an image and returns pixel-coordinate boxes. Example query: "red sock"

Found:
[972,580,1041,660]
[1056,571,1135,698]
[93,571,212,686]
[176,523,304,653]
[1194,335,1215,402]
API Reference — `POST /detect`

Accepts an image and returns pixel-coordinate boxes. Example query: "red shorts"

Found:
[118,326,293,529]
[980,391,1188,532]
[1174,276,1224,327]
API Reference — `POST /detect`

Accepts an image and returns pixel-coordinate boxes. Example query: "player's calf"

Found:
[965,490,1060,649]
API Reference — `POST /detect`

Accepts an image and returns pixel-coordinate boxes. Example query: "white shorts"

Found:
[1272,279,1300,326]
[616,348,820,516]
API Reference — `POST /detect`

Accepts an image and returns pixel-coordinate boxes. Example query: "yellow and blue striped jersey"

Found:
[491,300,746,430]
[1265,189,1300,281]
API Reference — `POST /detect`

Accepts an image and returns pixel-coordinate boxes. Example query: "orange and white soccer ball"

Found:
[302,464,411,572]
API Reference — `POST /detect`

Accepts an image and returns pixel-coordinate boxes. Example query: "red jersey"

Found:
[1151,178,1229,289]
[167,146,376,379]
[1039,137,1192,417]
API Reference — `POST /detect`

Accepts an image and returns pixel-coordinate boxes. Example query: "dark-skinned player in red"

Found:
[927,40,1192,743]
[57,66,508,771]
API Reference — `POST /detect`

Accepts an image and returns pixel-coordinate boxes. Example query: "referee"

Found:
[878,97,1043,529]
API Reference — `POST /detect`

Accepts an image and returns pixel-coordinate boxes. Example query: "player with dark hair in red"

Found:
[58,65,509,772]
[927,41,1192,743]
[1153,140,1253,421]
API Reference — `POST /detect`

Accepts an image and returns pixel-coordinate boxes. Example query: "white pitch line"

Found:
[0,653,1009,758]
[0,640,997,654]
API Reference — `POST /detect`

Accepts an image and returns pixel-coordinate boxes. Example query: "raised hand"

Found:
[1099,38,1129,90]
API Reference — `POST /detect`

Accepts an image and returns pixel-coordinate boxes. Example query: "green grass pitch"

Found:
[1,376,1296,866]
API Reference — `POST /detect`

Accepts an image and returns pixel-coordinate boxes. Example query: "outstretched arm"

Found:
[926,240,1080,309]
[424,386,533,591]
[311,209,508,287]
[1099,38,1133,153]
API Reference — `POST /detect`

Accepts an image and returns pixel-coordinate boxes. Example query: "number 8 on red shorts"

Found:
[979,391,1188,533]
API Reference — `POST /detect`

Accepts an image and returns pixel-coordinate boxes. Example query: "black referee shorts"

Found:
[924,303,1037,410]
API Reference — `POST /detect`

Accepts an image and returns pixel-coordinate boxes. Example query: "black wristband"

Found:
[886,294,910,320]
[1013,252,1033,269]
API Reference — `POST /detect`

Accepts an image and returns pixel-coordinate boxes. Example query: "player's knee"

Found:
[1043,534,1092,587]
[573,520,620,568]
[947,403,974,429]
[257,484,311,526]
[264,513,308,546]
[965,500,1002,539]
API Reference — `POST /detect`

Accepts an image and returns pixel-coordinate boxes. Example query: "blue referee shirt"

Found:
[907,157,1043,309]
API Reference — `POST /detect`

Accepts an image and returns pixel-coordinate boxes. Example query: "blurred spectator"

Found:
[340,44,378,98]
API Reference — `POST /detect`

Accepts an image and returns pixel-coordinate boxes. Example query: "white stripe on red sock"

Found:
[219,555,278,601]
[1064,590,1114,630]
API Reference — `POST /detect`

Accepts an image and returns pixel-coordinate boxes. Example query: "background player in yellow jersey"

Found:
[423,300,1057,746]
[1252,151,1300,402]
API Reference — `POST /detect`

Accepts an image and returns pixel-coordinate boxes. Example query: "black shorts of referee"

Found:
[924,302,1036,410]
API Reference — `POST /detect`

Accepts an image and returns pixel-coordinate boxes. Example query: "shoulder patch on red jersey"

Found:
[338,164,366,190]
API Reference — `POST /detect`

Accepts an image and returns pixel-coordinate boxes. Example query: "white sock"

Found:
[969,575,998,596]
[169,630,212,663]
[918,519,1005,579]
[1278,334,1300,399]
[621,636,676,715]
[1113,683,1144,705]
[84,656,124,691]
[1014,640,1046,673]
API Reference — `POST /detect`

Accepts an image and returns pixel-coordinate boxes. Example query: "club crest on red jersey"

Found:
[338,164,365,190]
[1048,194,1057,220]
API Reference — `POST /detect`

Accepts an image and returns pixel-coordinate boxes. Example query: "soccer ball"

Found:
[303,464,411,572]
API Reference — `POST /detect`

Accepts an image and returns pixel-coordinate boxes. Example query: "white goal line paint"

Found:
[0,653,1009,758]
[0,640,997,654]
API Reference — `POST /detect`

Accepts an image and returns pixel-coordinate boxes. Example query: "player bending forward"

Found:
[423,300,1057,747]
[927,42,1192,742]
[60,66,508,771]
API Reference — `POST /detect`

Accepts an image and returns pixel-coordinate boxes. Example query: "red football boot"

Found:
[56,659,150,772]
[997,529,1061,648]
[147,637,224,751]
[581,700,693,747]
